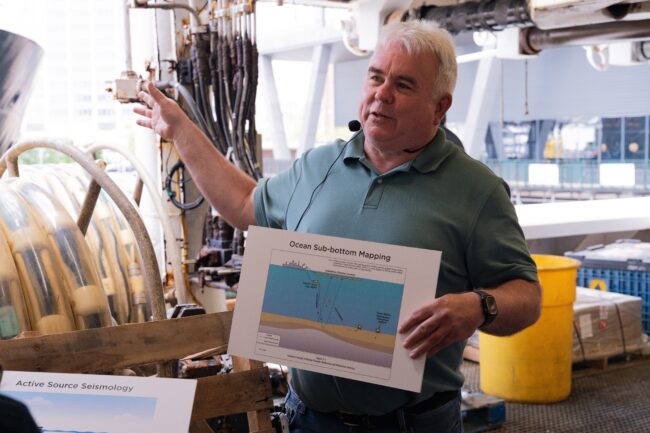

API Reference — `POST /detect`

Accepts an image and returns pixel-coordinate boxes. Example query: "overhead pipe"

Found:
[121,0,133,71]
[257,0,352,8]
[409,1,650,55]
[416,0,532,35]
[412,0,639,36]
[521,19,650,54]
[135,1,203,27]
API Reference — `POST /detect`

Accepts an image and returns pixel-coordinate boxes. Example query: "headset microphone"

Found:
[348,120,361,132]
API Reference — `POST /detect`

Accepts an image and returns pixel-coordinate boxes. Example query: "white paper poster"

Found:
[229,226,441,392]
[0,370,197,433]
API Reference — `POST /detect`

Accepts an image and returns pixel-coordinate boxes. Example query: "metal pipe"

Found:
[418,0,532,35]
[522,19,650,54]
[188,0,202,28]
[77,161,105,236]
[142,1,202,26]
[7,158,19,177]
[120,0,133,70]
[0,140,171,377]
[257,0,352,8]
[133,177,144,206]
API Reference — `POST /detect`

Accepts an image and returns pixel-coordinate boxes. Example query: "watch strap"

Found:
[475,290,497,329]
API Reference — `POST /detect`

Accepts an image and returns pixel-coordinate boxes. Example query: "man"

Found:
[136,20,540,433]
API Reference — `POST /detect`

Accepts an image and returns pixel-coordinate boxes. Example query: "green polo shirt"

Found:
[253,129,537,415]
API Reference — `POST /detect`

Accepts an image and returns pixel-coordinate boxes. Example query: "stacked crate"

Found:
[566,239,650,333]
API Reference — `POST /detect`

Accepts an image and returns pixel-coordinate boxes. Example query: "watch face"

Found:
[485,295,498,316]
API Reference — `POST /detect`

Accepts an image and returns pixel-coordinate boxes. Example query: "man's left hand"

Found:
[398,293,483,359]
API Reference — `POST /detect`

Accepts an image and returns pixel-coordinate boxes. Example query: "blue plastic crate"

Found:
[568,240,650,334]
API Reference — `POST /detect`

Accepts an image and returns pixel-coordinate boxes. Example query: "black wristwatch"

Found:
[474,290,498,329]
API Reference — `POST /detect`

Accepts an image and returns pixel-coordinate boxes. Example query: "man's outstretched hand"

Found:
[134,81,186,142]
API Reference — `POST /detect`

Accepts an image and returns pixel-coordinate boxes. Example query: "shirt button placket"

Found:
[363,177,385,209]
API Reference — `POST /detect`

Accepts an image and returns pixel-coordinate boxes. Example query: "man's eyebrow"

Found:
[396,74,417,87]
[367,66,417,87]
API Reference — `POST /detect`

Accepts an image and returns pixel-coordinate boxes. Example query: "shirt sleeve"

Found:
[465,181,538,288]
[253,158,303,229]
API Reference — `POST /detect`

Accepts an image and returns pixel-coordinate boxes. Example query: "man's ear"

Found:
[433,94,453,126]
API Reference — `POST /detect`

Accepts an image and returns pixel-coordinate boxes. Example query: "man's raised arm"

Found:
[134,82,257,231]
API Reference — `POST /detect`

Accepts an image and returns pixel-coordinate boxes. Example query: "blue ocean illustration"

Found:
[262,264,404,335]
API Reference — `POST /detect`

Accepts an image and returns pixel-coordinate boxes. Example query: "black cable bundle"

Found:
[165,1,261,211]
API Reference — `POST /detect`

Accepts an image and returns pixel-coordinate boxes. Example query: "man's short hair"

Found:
[376,20,457,99]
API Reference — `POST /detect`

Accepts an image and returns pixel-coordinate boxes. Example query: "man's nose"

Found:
[375,82,394,104]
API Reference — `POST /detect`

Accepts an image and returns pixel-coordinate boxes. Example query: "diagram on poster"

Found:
[0,371,196,433]
[258,249,404,379]
[229,227,441,392]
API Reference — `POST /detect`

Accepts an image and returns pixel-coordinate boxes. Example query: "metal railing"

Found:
[484,159,650,196]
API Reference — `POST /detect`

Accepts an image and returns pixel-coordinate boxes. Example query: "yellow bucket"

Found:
[479,254,580,403]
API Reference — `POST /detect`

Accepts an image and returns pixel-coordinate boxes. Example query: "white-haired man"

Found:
[136,20,541,433]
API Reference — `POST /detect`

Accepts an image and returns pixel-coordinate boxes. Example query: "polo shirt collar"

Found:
[343,128,455,174]
[411,128,455,173]
[342,130,366,160]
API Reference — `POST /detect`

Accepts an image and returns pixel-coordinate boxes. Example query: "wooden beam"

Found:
[247,409,275,433]
[0,312,232,373]
[181,344,228,361]
[189,420,214,433]
[231,357,274,431]
[191,367,273,420]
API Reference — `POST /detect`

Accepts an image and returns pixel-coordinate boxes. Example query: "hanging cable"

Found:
[172,82,215,144]
[162,0,261,214]
[165,160,205,210]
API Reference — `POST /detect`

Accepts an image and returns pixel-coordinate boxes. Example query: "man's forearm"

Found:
[173,119,257,231]
[479,279,542,336]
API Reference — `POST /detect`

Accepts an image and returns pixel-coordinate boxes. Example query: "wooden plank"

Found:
[232,357,266,372]
[248,409,274,433]
[247,359,272,432]
[0,312,232,373]
[191,367,273,420]
[249,360,265,369]
[231,358,274,432]
[181,344,228,361]
[573,354,650,379]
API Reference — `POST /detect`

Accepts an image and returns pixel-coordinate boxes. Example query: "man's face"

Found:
[358,41,449,153]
